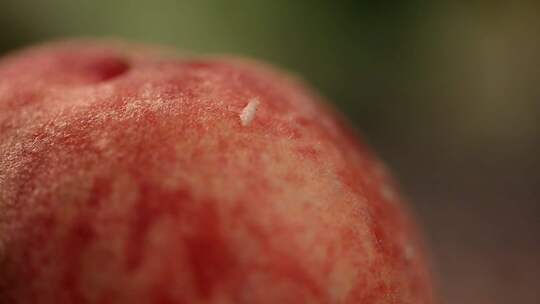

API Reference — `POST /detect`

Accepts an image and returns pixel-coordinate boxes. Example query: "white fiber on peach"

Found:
[240,98,260,127]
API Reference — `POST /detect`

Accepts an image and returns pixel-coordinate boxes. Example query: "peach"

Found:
[0,41,434,303]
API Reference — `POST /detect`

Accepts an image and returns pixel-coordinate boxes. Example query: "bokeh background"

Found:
[1,1,538,303]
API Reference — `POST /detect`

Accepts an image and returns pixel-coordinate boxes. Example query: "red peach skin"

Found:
[0,41,435,304]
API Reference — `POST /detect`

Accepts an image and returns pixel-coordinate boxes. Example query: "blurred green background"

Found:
[1,0,539,302]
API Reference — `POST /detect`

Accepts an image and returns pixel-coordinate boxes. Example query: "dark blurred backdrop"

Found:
[1,1,538,303]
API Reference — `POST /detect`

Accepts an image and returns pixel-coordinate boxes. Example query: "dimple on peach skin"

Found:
[0,41,435,304]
